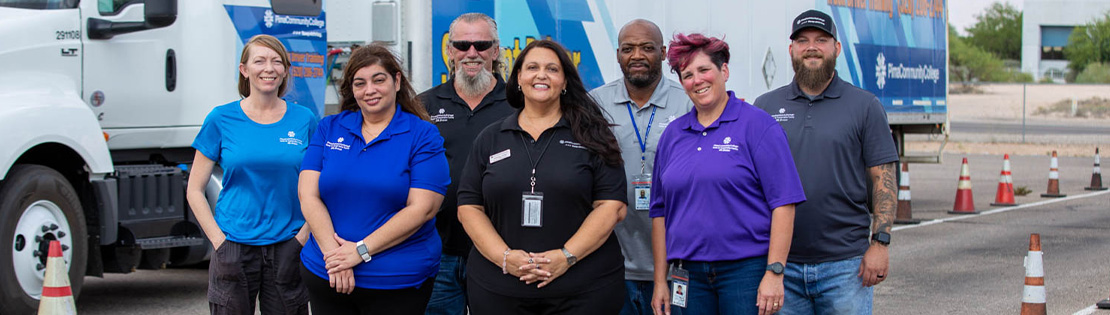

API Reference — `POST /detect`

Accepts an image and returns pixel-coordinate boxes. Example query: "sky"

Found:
[949,0,1024,35]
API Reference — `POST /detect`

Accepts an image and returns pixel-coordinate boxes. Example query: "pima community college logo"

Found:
[875,53,887,90]
[264,10,275,28]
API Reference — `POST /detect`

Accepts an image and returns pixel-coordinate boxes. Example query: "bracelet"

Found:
[501,248,511,274]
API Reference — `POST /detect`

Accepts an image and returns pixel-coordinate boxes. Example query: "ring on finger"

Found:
[528,258,534,264]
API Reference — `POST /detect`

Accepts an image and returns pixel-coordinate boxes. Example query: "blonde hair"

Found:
[238,35,292,98]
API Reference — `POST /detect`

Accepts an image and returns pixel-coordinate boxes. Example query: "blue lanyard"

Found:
[625,102,656,171]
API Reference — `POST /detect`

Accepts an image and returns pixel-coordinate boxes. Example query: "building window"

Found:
[1041,26,1074,60]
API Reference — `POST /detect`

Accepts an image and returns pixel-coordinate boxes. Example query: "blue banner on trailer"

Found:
[225,5,328,117]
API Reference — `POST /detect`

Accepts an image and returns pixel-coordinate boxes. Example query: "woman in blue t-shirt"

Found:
[297,44,450,314]
[186,34,317,314]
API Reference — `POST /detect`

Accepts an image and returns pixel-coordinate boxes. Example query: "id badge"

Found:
[669,264,689,308]
[521,192,544,227]
[632,173,652,211]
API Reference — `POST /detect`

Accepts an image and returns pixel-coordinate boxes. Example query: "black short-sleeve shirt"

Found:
[457,111,627,298]
[419,79,515,256]
[753,75,899,264]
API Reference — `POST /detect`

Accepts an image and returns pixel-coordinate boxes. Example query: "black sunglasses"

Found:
[450,40,496,51]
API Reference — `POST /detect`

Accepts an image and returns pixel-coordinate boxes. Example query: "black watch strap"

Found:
[871,232,891,245]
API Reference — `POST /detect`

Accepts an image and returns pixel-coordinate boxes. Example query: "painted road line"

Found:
[893,190,1110,232]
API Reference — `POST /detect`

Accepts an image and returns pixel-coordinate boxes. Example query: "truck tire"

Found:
[0,165,88,314]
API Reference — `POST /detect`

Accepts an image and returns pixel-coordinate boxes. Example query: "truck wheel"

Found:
[0,165,88,314]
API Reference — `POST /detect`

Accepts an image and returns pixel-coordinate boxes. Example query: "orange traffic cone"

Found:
[1085,147,1106,191]
[1041,151,1066,198]
[991,154,1019,207]
[1097,288,1110,309]
[38,240,76,314]
[895,163,920,224]
[1020,234,1046,315]
[949,157,978,214]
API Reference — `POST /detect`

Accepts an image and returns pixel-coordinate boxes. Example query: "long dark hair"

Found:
[339,44,429,121]
[506,40,622,166]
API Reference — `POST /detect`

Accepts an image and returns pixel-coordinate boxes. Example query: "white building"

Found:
[1021,0,1110,81]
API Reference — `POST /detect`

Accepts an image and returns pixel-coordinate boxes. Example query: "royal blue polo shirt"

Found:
[300,106,450,289]
[192,101,317,245]
[650,91,806,262]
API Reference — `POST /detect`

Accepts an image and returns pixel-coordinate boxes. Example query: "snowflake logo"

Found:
[288,131,295,137]
[724,137,732,144]
[337,137,345,143]
[779,108,786,114]
[875,53,887,90]
[264,10,275,28]
[439,108,445,114]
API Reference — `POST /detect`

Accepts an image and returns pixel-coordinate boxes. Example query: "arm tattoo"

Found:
[871,162,897,234]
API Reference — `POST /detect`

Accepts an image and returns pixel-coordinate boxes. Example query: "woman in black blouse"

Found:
[456,39,628,314]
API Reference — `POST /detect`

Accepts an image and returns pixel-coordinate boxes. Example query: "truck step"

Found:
[135,236,204,250]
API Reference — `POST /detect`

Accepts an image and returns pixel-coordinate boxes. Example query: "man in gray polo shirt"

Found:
[589,19,692,315]
[753,10,898,314]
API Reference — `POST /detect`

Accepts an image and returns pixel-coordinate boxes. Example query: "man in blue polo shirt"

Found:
[753,9,899,315]
[589,19,692,315]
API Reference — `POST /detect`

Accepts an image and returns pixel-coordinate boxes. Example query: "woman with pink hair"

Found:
[649,33,805,315]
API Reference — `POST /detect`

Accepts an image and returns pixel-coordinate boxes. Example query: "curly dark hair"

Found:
[506,40,622,166]
[339,44,429,121]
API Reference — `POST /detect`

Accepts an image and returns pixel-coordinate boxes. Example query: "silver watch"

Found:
[561,248,577,266]
[356,240,372,263]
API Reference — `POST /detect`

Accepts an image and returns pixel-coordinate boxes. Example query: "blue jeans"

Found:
[675,256,766,315]
[780,256,872,315]
[424,254,467,315]
[621,280,654,315]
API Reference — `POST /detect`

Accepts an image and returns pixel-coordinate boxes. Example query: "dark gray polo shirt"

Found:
[589,78,691,281]
[753,75,898,264]
[419,78,515,256]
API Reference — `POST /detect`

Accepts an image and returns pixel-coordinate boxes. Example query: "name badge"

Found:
[521,192,543,227]
[490,149,511,164]
[670,264,689,308]
[632,173,651,211]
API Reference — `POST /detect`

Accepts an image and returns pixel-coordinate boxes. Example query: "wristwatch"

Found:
[766,262,785,275]
[356,240,372,263]
[561,248,577,266]
[871,232,891,246]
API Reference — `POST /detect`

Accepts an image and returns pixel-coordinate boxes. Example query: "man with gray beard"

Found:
[754,9,898,315]
[419,12,514,315]
[589,19,691,315]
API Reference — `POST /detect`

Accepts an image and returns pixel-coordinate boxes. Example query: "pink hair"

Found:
[666,33,730,74]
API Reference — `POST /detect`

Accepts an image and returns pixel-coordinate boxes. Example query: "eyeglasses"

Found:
[450,40,496,51]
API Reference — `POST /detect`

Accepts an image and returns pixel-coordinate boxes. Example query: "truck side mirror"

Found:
[88,0,178,40]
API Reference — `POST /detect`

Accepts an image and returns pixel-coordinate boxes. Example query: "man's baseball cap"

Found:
[790,9,837,41]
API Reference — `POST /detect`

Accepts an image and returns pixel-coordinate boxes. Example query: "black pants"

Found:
[208,238,308,315]
[301,265,434,315]
[467,278,625,315]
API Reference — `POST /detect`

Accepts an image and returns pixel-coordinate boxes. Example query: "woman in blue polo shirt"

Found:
[297,44,450,314]
[649,33,806,315]
[187,34,316,314]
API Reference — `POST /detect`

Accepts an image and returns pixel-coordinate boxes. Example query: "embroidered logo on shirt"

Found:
[326,137,351,151]
[560,140,586,150]
[658,115,677,128]
[430,107,455,123]
[279,130,303,146]
[771,108,795,122]
[490,149,511,164]
[712,136,739,152]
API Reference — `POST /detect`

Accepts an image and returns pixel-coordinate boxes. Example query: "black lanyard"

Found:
[625,102,657,173]
[519,131,556,194]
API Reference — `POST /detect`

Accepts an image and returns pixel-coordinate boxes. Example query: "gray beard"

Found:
[455,67,495,97]
[792,56,836,92]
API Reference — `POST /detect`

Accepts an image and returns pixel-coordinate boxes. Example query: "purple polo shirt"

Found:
[649,91,806,262]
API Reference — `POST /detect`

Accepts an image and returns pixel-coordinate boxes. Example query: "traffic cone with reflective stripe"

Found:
[1021,234,1046,315]
[992,154,1019,207]
[1097,288,1110,309]
[38,240,76,315]
[1085,148,1106,191]
[1041,151,1067,198]
[895,163,920,224]
[949,157,978,214]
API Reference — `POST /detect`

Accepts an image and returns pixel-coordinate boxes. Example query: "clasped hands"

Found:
[504,249,570,288]
[322,234,362,294]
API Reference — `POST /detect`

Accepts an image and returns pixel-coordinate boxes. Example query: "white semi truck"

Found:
[0,0,327,313]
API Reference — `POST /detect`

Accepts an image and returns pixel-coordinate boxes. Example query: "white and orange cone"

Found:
[1041,151,1066,198]
[38,240,76,315]
[991,154,1018,207]
[1021,234,1046,315]
[1085,147,1106,191]
[895,163,920,224]
[949,157,978,214]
